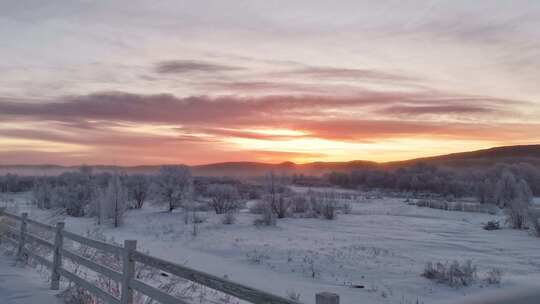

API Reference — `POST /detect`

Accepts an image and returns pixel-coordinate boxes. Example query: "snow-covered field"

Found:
[4,193,540,304]
[0,255,61,304]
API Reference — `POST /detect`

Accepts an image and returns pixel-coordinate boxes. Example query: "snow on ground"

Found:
[0,255,62,304]
[5,192,540,304]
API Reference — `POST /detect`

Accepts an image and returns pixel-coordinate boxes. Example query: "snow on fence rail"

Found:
[0,209,339,304]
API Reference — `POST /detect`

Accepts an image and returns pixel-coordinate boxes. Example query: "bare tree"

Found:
[154,165,192,212]
[263,172,291,219]
[126,174,150,209]
[207,184,240,214]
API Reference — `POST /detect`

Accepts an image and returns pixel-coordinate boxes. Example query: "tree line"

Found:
[322,162,540,199]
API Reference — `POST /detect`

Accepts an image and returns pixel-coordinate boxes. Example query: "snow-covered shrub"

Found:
[484,268,502,285]
[422,260,477,287]
[291,195,308,214]
[192,212,207,224]
[416,199,430,208]
[207,184,240,214]
[0,213,7,242]
[483,220,500,231]
[266,194,291,219]
[529,208,540,237]
[341,202,352,214]
[321,200,337,220]
[222,211,237,225]
[246,249,269,264]
[253,201,276,227]
[263,173,292,218]
[248,200,264,214]
[301,254,319,279]
[154,165,193,212]
[59,286,94,304]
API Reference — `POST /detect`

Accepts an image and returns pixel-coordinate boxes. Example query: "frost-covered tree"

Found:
[32,179,54,209]
[506,179,533,230]
[53,167,96,217]
[126,174,150,209]
[494,170,520,208]
[154,165,192,212]
[492,170,533,229]
[263,172,291,218]
[96,173,128,227]
[207,184,240,214]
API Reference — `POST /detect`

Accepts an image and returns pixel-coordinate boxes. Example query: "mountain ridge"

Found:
[1,144,539,176]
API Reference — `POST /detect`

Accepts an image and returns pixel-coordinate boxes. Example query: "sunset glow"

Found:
[0,1,539,165]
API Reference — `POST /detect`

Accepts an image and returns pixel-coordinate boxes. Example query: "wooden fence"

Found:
[0,209,339,304]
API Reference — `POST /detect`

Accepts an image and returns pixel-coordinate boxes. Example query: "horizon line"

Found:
[2,144,539,168]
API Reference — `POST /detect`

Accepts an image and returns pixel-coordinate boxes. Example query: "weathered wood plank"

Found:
[132,251,301,304]
[2,212,23,221]
[129,279,190,304]
[316,292,339,304]
[62,248,123,282]
[17,213,28,260]
[51,222,64,290]
[121,240,136,304]
[1,236,19,247]
[62,230,123,255]
[25,232,54,249]
[25,217,55,232]
[58,267,121,304]
[22,247,53,268]
[5,226,20,239]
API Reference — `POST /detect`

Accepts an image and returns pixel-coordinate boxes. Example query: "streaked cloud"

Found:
[0,0,539,164]
[155,60,244,74]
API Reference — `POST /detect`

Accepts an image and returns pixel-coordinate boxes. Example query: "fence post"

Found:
[50,222,65,290]
[121,240,137,304]
[17,212,28,260]
[316,292,339,304]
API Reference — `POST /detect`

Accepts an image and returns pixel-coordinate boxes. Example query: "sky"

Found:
[0,0,539,165]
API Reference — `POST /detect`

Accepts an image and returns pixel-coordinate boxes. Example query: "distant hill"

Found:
[1,144,539,176]
[384,144,540,169]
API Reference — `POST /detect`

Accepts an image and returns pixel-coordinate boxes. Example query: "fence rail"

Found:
[0,209,339,304]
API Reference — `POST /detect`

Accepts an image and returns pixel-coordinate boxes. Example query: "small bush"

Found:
[207,184,240,214]
[422,260,477,287]
[529,208,540,237]
[192,212,207,224]
[246,249,269,264]
[321,201,337,220]
[248,200,265,214]
[0,215,7,240]
[222,211,237,225]
[483,220,500,231]
[291,195,308,213]
[60,286,94,304]
[485,268,502,285]
[253,201,276,227]
[341,202,352,214]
